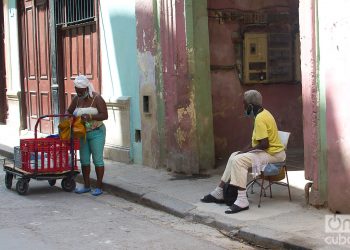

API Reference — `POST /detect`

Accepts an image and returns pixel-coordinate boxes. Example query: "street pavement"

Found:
[1,124,349,249]
[0,167,255,250]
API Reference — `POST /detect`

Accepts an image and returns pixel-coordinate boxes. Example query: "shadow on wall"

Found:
[326,80,349,213]
[107,10,142,163]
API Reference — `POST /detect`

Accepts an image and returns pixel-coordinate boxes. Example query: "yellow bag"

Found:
[72,116,86,139]
[58,117,86,140]
[58,119,71,140]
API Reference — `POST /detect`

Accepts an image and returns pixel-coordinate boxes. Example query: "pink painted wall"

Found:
[318,1,350,213]
[208,0,303,160]
[299,0,319,187]
[136,1,156,54]
[160,0,200,173]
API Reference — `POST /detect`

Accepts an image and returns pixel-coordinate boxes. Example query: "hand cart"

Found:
[3,114,80,195]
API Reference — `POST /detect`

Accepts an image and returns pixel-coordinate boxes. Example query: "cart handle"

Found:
[34,114,74,139]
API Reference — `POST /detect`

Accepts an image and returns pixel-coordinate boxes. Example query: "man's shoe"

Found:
[224,204,249,214]
[200,194,224,204]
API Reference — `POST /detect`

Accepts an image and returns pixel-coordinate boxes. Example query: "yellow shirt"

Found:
[252,109,284,155]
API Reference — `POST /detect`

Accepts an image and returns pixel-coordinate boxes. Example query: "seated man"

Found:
[201,90,286,213]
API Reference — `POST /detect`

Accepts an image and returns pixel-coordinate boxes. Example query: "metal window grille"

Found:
[55,0,96,26]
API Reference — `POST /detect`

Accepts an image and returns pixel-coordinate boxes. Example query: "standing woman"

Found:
[67,75,108,196]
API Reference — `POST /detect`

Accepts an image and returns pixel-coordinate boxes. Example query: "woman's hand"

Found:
[81,114,92,122]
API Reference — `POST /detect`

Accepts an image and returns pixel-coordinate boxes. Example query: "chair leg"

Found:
[269,178,272,198]
[285,166,292,201]
[258,177,265,208]
[246,179,255,195]
[246,177,262,195]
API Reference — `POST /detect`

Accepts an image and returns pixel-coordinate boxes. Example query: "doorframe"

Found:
[49,0,59,131]
[16,0,27,130]
[0,0,8,124]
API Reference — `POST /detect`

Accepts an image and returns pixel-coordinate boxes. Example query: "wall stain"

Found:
[175,91,197,148]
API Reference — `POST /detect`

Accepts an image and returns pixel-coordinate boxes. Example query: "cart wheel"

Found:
[61,177,76,192]
[48,180,56,186]
[16,178,29,195]
[5,173,13,189]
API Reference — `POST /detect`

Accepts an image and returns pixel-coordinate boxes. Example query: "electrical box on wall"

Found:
[243,33,268,84]
[243,32,294,84]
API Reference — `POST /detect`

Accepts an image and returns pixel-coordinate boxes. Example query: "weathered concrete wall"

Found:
[135,0,164,168]
[135,0,216,173]
[160,0,199,173]
[208,0,303,160]
[185,0,215,171]
[318,0,350,213]
[157,0,215,174]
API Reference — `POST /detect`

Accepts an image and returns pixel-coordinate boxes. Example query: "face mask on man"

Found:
[244,104,255,118]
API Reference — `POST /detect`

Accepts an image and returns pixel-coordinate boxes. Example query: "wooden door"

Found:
[19,0,52,133]
[0,0,7,124]
[58,23,100,111]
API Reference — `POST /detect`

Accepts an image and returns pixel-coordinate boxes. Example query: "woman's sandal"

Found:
[91,188,103,196]
[75,187,91,194]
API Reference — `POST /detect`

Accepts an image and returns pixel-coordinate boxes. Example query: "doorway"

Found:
[18,0,53,133]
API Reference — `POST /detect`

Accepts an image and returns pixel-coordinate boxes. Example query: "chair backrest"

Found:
[278,131,291,150]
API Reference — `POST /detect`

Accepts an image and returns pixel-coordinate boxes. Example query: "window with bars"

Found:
[55,0,96,26]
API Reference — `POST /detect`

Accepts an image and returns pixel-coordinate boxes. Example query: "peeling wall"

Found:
[186,0,215,172]
[154,0,215,174]
[135,0,164,168]
[159,0,200,174]
[208,0,303,161]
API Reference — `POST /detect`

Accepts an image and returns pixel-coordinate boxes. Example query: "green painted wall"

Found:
[154,0,166,166]
[99,1,142,163]
[185,0,215,170]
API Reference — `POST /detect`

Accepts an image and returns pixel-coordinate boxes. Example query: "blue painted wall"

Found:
[99,1,142,163]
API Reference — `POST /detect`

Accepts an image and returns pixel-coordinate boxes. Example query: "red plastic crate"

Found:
[20,138,80,173]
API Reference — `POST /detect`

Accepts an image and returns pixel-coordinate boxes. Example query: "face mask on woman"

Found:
[78,90,89,100]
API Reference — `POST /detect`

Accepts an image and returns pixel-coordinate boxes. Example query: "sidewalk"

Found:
[83,160,334,250]
[0,124,344,250]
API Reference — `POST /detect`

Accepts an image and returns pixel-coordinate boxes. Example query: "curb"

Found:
[0,145,14,160]
[76,175,315,250]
